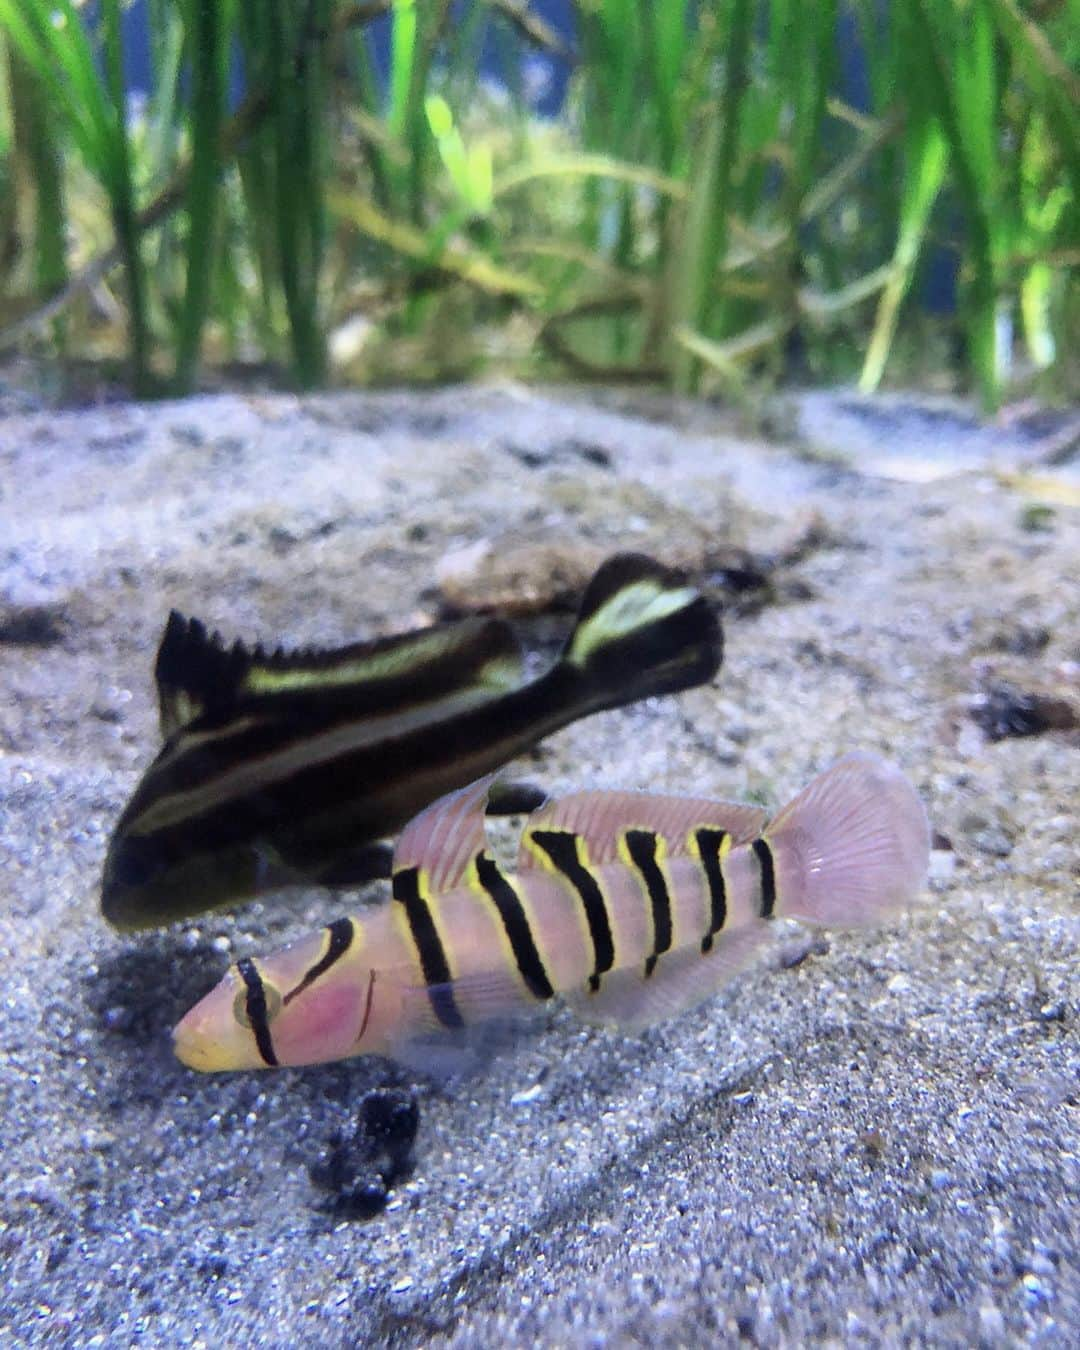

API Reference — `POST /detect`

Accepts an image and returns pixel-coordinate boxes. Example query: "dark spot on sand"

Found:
[0,603,69,646]
[309,1088,420,1219]
[968,680,1077,740]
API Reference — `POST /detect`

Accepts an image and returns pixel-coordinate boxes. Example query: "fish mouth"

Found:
[173,990,254,1072]
[172,1014,217,1071]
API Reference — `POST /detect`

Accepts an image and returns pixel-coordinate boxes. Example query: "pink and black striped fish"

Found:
[173,753,930,1073]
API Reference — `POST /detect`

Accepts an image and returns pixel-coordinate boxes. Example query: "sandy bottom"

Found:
[0,385,1076,1346]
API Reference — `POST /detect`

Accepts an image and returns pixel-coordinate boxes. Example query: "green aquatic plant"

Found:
[0,1,1075,407]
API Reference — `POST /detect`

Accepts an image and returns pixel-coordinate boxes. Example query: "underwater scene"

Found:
[0,4,1077,1347]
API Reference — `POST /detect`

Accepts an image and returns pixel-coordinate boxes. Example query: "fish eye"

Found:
[232,979,282,1028]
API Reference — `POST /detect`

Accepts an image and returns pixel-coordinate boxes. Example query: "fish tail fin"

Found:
[560,554,722,709]
[765,753,930,928]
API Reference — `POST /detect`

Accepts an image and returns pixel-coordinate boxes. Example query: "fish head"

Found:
[173,921,385,1071]
[100,830,265,929]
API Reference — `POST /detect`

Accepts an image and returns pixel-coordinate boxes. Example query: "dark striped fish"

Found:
[173,753,930,1072]
[103,553,722,929]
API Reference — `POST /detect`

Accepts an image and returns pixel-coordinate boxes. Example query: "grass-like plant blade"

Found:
[264,0,328,387]
[987,0,1080,239]
[494,155,686,201]
[0,0,111,173]
[100,0,150,392]
[174,0,227,391]
[1,0,152,387]
[5,44,67,334]
[671,0,753,392]
[912,0,1002,410]
[328,186,541,297]
[860,119,949,392]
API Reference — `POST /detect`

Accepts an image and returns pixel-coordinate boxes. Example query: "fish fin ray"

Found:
[517,790,767,870]
[154,610,252,738]
[765,752,930,927]
[391,775,497,892]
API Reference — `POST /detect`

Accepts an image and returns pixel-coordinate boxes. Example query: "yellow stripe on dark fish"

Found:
[103,553,723,929]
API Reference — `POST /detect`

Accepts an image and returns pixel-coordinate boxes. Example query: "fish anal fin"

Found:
[517,790,768,870]
[564,923,769,1031]
[391,775,497,893]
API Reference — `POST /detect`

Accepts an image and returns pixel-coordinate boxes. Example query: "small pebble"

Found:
[510,1083,545,1106]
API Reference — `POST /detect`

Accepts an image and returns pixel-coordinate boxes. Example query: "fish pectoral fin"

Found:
[564,923,770,1032]
[389,967,546,1080]
[390,774,498,892]
[517,791,768,870]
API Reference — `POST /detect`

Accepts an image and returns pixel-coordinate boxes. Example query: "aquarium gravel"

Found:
[0,387,1076,1346]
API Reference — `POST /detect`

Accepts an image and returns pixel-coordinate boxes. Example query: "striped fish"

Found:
[173,752,930,1073]
[103,554,721,929]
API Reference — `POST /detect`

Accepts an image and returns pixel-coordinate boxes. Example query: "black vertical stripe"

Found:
[753,838,777,919]
[283,916,355,1005]
[624,829,672,978]
[236,957,279,1066]
[474,852,555,1001]
[529,829,614,993]
[391,866,464,1029]
[695,827,728,953]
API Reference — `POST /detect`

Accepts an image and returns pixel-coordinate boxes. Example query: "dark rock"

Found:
[309,1088,420,1219]
[968,680,1077,740]
[0,602,69,646]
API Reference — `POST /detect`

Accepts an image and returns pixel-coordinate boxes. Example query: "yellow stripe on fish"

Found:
[173,753,930,1074]
[103,552,723,929]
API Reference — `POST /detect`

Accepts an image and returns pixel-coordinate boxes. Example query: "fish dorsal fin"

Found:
[154,611,525,741]
[565,922,770,1032]
[391,775,497,893]
[517,789,768,870]
[154,610,252,739]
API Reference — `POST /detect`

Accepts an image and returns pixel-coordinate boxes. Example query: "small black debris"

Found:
[507,445,549,469]
[566,438,613,469]
[267,525,299,556]
[969,680,1078,741]
[0,603,69,646]
[988,624,1051,657]
[309,1088,420,1219]
[777,934,830,970]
